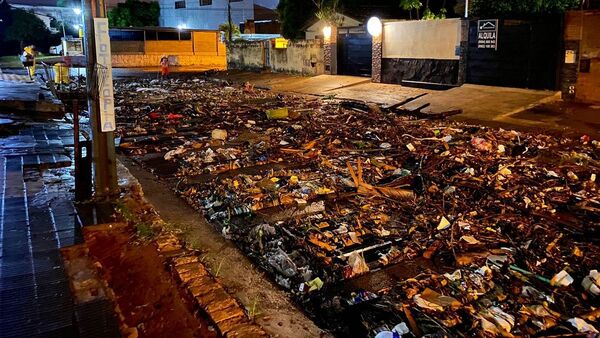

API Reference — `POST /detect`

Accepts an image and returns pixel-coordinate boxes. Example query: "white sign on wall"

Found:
[382,19,462,60]
[477,19,498,50]
[93,18,116,132]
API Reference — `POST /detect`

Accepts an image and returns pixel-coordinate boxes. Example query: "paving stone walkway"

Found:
[0,121,81,337]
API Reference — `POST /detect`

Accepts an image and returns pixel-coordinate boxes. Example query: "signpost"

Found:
[82,0,118,198]
[93,18,116,132]
[477,19,498,50]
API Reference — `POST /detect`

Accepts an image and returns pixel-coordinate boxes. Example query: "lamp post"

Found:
[367,17,382,83]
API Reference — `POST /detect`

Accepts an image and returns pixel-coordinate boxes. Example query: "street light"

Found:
[367,17,382,37]
[177,23,187,30]
[73,7,81,15]
[323,25,332,41]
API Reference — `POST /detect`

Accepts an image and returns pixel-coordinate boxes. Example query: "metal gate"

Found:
[337,33,372,77]
[466,18,562,89]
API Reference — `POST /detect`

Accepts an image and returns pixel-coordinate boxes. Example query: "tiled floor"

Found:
[0,122,81,337]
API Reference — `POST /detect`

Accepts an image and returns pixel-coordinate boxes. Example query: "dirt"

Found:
[84,224,217,338]
[119,155,329,338]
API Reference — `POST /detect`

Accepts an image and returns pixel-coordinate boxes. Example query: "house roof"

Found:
[254,4,278,21]
[301,2,403,31]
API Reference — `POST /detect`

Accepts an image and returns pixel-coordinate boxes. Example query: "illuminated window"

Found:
[175,0,186,8]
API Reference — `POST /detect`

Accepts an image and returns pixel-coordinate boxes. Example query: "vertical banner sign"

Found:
[477,19,498,50]
[93,18,116,132]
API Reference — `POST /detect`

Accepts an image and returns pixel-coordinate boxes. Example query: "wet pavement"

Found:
[0,120,81,337]
[207,71,600,137]
[0,68,63,114]
[0,79,41,102]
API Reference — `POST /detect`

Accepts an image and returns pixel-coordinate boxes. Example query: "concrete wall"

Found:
[146,40,194,54]
[270,40,324,75]
[379,19,463,86]
[111,41,144,54]
[112,54,226,68]
[111,31,226,69]
[227,40,325,76]
[227,42,266,70]
[563,10,600,103]
[383,19,461,60]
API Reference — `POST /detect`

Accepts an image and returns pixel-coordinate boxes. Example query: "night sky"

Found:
[9,0,279,8]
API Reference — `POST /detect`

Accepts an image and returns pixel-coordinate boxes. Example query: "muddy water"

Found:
[85,225,217,338]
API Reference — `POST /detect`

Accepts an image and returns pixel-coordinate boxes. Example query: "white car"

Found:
[49,44,63,55]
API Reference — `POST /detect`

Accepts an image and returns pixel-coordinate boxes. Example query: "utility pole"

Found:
[227,0,232,42]
[81,0,118,198]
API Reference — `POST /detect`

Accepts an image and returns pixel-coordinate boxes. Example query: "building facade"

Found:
[159,0,256,30]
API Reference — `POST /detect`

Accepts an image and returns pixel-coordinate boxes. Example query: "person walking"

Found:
[160,56,169,79]
[20,45,36,79]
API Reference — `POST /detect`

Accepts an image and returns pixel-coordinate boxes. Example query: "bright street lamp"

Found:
[73,7,81,15]
[367,17,382,37]
[177,23,187,30]
[322,25,332,40]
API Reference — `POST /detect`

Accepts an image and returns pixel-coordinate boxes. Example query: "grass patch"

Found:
[0,56,22,68]
[115,202,156,239]
[0,54,59,69]
[136,222,154,239]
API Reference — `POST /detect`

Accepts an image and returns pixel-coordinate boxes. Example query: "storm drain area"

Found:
[113,77,599,337]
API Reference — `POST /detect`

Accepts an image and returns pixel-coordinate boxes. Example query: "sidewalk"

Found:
[207,70,599,137]
[0,119,80,337]
[0,69,63,114]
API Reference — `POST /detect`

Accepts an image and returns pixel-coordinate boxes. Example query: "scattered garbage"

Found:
[266,107,289,119]
[211,129,227,140]
[112,77,600,337]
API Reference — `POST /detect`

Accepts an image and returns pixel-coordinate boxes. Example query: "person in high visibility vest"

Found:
[20,45,37,79]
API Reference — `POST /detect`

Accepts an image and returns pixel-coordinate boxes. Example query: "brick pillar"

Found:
[324,26,337,75]
[371,34,382,83]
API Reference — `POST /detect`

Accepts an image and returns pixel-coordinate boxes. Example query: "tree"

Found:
[218,21,240,42]
[277,0,317,39]
[107,0,159,27]
[400,0,422,19]
[4,8,51,50]
[313,0,343,26]
[470,0,581,17]
[0,0,12,38]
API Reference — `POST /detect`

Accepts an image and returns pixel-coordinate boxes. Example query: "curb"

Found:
[156,234,268,337]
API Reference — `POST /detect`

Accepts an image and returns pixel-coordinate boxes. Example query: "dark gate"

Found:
[467,18,562,89]
[337,33,372,77]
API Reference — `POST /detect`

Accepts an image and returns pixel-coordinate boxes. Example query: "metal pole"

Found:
[464,0,468,18]
[81,0,118,199]
[227,0,232,42]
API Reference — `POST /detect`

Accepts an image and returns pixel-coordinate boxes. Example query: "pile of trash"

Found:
[113,77,599,337]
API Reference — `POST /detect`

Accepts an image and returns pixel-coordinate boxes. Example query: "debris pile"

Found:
[114,77,599,337]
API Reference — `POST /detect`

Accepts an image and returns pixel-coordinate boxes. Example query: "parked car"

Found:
[49,44,63,55]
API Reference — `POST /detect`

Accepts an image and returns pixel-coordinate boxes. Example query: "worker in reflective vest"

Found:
[20,45,36,79]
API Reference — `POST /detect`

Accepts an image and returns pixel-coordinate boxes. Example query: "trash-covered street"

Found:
[110,76,600,337]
